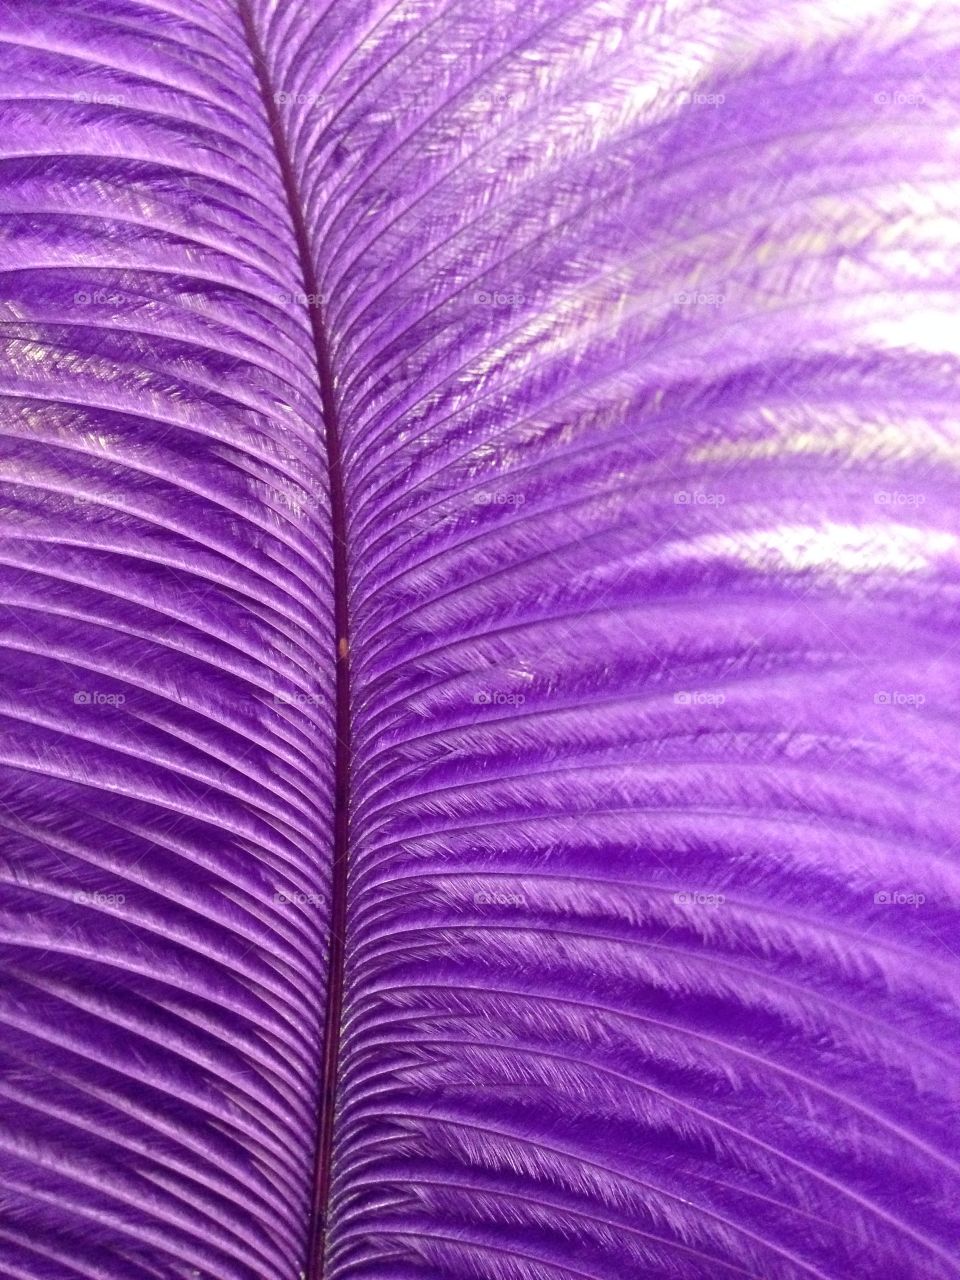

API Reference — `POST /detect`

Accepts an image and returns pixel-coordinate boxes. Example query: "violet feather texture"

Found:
[1,0,959,1277]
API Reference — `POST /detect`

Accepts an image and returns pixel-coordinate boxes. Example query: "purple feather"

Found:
[0,1,958,1278]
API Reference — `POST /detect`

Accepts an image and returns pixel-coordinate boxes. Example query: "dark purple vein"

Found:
[235,6,351,1277]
